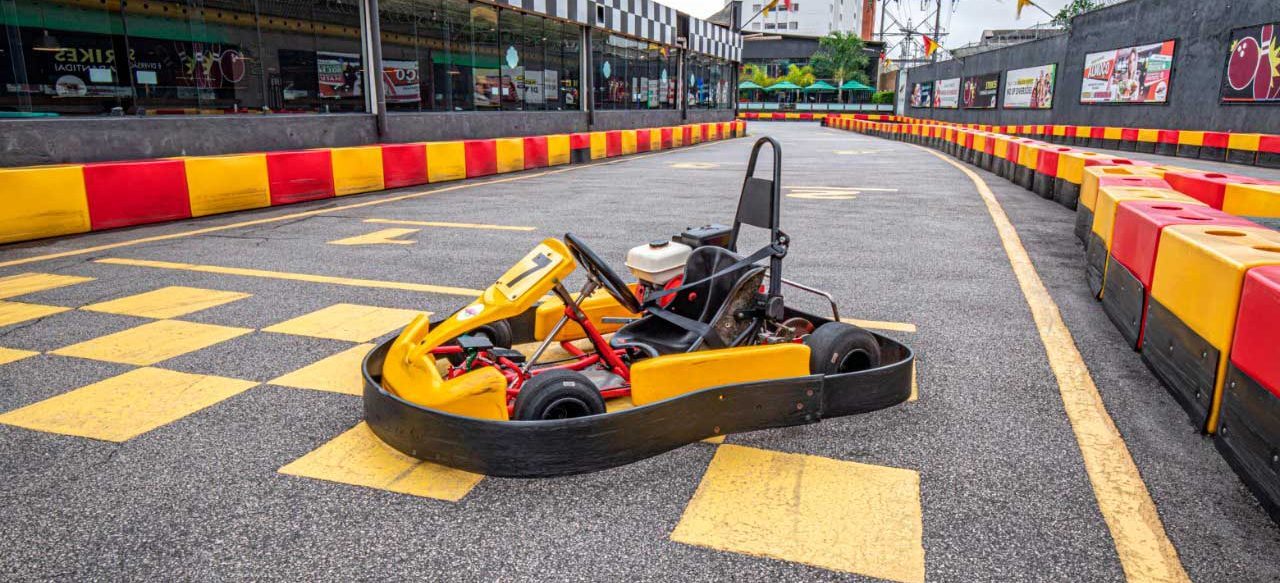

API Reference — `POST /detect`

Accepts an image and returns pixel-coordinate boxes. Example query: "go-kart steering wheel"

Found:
[563,233,643,314]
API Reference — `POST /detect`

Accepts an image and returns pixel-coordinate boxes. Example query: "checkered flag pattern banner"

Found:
[688,15,741,61]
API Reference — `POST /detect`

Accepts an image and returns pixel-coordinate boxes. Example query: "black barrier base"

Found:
[1089,138,1105,149]
[1200,146,1228,161]
[571,149,591,164]
[1215,366,1280,522]
[1154,143,1177,157]
[1085,232,1108,299]
[1142,300,1220,432]
[994,158,1008,178]
[1102,139,1120,150]
[1118,141,1138,152]
[1260,152,1280,169]
[979,153,994,172]
[1177,145,1201,159]
[1074,207,1095,243]
[1228,150,1259,166]
[1054,179,1080,210]
[362,311,914,478]
[1135,142,1156,154]
[1016,166,1034,190]
[1032,172,1055,199]
[1075,137,1091,148]
[1100,257,1145,350]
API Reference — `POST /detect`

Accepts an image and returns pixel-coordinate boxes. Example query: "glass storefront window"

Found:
[0,0,366,116]
[590,29,674,111]
[686,53,733,110]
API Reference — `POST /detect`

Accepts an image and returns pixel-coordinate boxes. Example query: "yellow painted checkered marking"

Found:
[264,303,422,343]
[0,273,94,299]
[672,445,925,582]
[269,343,375,396]
[82,286,250,319]
[0,347,38,366]
[0,367,256,442]
[278,422,483,501]
[52,320,252,365]
[0,301,70,327]
[327,228,419,246]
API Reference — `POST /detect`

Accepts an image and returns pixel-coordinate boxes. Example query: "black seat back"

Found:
[667,246,752,324]
[729,137,784,302]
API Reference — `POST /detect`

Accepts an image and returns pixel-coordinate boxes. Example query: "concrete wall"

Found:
[1,108,736,167]
[904,0,1280,132]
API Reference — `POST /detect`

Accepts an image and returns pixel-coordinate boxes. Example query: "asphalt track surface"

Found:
[1,121,1278,581]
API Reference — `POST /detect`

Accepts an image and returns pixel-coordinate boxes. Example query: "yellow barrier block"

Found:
[1103,127,1124,141]
[426,141,467,182]
[495,138,525,173]
[973,134,987,152]
[185,154,270,217]
[1092,186,1204,247]
[1137,129,1160,143]
[690,125,704,144]
[1052,125,1067,137]
[1222,183,1280,217]
[784,113,800,120]
[329,146,385,196]
[1177,131,1204,146]
[1152,225,1280,350]
[1017,142,1042,170]
[1057,151,1112,185]
[649,128,662,151]
[1077,125,1093,138]
[1228,133,1262,152]
[993,137,1010,159]
[546,134,571,166]
[1079,166,1167,211]
[589,132,607,159]
[0,165,89,244]
[672,127,684,148]
[620,130,637,155]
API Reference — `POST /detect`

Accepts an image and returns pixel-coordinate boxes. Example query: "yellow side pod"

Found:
[534,284,639,342]
[382,238,577,420]
[630,344,811,406]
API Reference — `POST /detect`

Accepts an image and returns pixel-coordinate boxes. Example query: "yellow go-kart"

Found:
[362,138,914,477]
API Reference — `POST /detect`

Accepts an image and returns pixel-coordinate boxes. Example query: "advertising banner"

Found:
[317,52,363,99]
[1080,40,1176,104]
[910,81,933,108]
[1222,23,1280,104]
[933,77,960,108]
[1003,64,1056,109]
[382,59,420,104]
[961,72,1000,109]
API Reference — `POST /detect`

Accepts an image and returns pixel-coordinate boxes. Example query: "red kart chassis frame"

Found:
[362,305,914,478]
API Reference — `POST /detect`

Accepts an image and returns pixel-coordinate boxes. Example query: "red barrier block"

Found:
[771,113,785,121]
[1163,170,1279,209]
[682,126,693,144]
[635,129,651,153]
[521,136,549,169]
[1233,265,1280,396]
[83,159,191,230]
[264,150,336,205]
[799,113,813,121]
[661,128,674,150]
[1121,128,1139,143]
[380,143,428,189]
[464,140,498,178]
[570,133,591,151]
[605,131,623,157]
[1203,132,1231,149]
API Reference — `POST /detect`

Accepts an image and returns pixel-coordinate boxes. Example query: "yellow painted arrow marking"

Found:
[328,228,419,246]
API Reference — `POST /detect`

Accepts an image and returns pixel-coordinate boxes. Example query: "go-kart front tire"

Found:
[805,322,882,375]
[513,370,607,421]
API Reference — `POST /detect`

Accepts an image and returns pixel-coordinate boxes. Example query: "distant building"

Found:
[951,27,1065,58]
[711,0,865,38]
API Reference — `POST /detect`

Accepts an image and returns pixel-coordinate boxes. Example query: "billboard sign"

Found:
[1080,40,1176,104]
[317,52,363,99]
[1221,23,1280,104]
[1003,64,1056,109]
[962,72,1000,109]
[933,77,960,108]
[910,81,933,108]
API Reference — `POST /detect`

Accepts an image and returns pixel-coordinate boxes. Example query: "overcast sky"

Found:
[673,0,1075,48]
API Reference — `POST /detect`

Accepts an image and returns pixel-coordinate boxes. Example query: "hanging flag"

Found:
[1017,0,1036,19]
[762,0,780,16]
[783,0,793,10]
[922,35,940,57]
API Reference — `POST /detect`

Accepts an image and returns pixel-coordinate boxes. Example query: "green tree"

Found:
[809,31,870,103]
[1051,0,1107,29]
[782,64,816,88]
[741,63,773,87]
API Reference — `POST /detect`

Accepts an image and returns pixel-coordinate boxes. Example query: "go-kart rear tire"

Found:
[805,322,882,375]
[513,370,607,421]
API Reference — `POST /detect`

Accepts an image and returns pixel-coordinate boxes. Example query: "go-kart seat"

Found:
[611,246,762,356]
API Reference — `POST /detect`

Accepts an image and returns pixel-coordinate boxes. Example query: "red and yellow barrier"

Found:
[83,160,191,230]
[380,143,428,189]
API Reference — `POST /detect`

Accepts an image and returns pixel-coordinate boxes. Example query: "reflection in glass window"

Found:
[0,0,367,116]
[590,29,674,111]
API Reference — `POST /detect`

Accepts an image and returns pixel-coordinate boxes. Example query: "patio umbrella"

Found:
[803,80,837,103]
[765,81,802,105]
[839,79,875,104]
